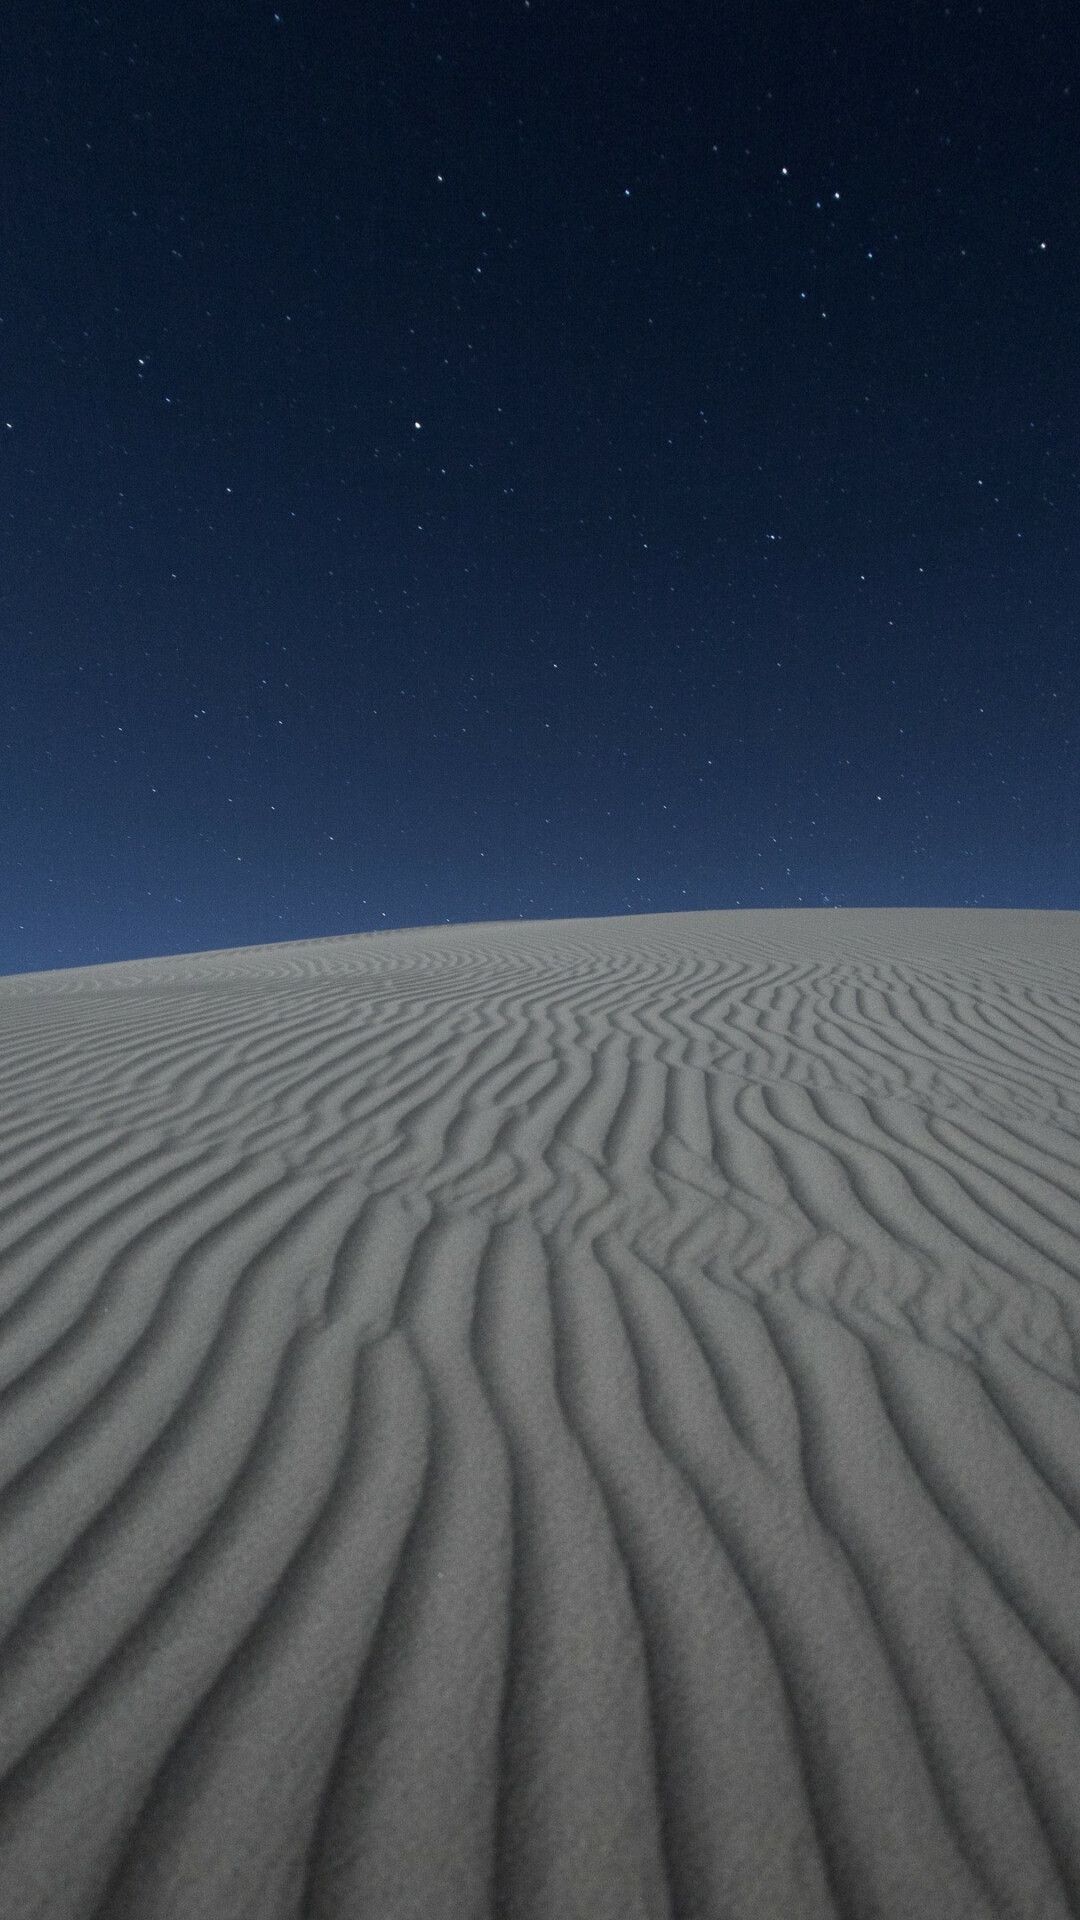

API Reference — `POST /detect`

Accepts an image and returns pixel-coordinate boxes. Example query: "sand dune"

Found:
[1,906,1080,1918]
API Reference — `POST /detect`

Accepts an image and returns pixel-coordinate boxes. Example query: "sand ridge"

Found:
[0,907,1079,1917]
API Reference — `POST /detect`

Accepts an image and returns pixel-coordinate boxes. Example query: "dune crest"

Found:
[1,907,1079,1918]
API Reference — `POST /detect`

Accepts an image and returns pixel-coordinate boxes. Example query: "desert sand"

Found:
[1,907,1079,1918]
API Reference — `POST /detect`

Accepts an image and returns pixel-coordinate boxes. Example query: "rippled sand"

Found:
[1,907,1079,1918]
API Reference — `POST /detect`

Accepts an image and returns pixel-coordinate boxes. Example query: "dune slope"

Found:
[1,908,1079,1919]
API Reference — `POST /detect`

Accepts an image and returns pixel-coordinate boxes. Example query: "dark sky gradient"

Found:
[3,0,1078,974]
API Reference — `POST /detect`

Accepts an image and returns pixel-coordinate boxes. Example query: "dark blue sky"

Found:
[2,0,1078,974]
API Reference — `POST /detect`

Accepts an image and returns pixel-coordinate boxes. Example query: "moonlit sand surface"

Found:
[2,907,1080,1920]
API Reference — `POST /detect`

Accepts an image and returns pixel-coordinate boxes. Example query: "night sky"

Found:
[3,1,1078,976]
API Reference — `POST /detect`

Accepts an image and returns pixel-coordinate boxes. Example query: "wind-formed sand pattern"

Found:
[1,907,1079,1920]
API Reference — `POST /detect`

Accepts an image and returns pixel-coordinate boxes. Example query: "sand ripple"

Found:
[0,908,1079,1917]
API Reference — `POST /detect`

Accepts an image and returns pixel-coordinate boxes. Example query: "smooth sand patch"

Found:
[0,908,1078,1917]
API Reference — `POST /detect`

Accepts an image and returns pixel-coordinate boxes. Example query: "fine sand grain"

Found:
[1,906,1079,1918]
